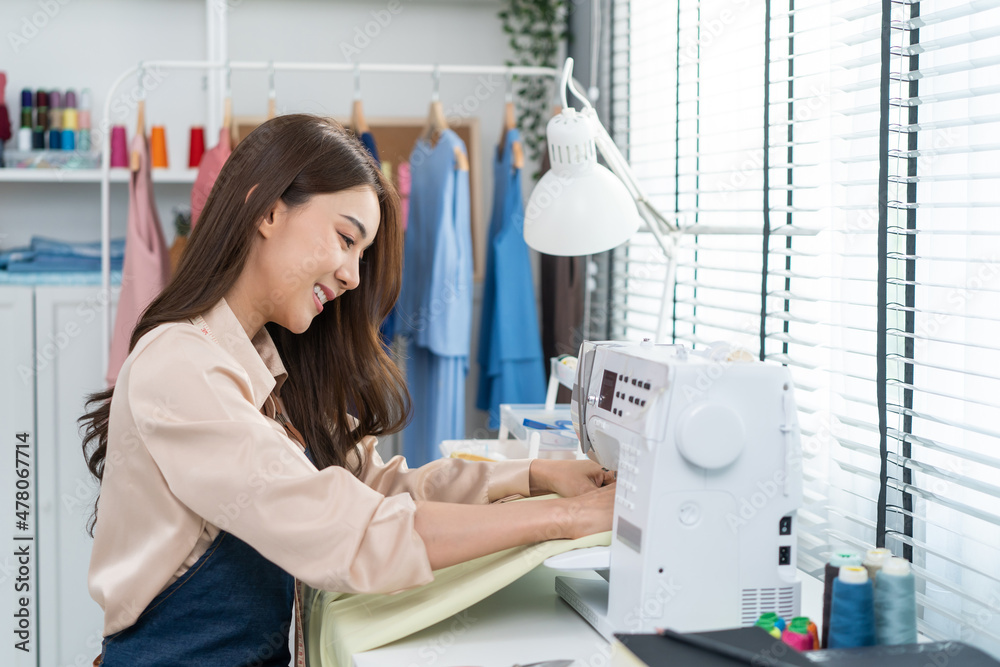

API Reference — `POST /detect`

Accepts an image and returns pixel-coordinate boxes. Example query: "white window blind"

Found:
[609,0,1000,654]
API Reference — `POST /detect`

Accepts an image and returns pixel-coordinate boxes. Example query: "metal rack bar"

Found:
[99,60,562,377]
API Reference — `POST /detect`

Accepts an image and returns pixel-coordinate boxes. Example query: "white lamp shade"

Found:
[524,163,642,256]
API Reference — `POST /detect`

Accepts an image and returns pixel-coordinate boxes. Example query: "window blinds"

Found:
[608,0,1000,654]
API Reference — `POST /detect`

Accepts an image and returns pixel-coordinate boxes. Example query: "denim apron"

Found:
[97,443,317,667]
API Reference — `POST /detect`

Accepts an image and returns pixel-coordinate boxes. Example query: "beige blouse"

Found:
[88,298,531,637]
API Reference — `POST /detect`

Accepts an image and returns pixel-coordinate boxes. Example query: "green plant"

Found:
[499,0,569,174]
[173,208,191,238]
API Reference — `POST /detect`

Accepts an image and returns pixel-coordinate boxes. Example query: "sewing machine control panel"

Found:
[597,368,658,419]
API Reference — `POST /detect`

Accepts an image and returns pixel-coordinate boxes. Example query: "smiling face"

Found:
[228,185,381,337]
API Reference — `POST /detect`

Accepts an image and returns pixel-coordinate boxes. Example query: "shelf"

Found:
[498,403,580,452]
[0,168,198,183]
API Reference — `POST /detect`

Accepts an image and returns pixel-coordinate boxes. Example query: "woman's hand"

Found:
[529,458,616,498]
[552,483,617,540]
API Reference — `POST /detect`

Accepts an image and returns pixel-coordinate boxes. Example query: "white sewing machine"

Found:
[544,340,802,639]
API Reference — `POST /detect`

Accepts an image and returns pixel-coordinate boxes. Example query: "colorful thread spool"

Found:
[17,126,32,151]
[874,557,917,645]
[864,548,892,584]
[110,125,128,167]
[61,108,77,150]
[188,126,205,167]
[47,90,61,150]
[20,88,33,128]
[822,551,862,648]
[755,612,783,639]
[150,125,169,168]
[782,617,814,652]
[807,620,820,650]
[78,88,92,151]
[828,565,876,649]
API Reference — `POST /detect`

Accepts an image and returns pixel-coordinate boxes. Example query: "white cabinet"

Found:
[1,285,118,667]
[0,286,37,667]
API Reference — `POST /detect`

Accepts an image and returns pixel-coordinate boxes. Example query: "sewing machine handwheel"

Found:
[676,403,745,469]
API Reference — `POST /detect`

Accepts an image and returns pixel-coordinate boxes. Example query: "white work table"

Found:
[352,566,825,667]
[352,567,609,667]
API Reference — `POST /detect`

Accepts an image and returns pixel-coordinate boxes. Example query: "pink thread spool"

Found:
[110,125,128,167]
[782,629,814,651]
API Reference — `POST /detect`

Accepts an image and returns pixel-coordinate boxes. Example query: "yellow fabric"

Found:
[303,529,612,667]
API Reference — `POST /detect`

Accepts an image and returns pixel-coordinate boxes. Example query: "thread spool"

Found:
[782,617,814,652]
[822,551,862,648]
[874,557,917,645]
[17,126,32,151]
[150,125,168,168]
[807,621,820,650]
[754,613,783,640]
[864,548,892,584]
[78,89,92,151]
[828,565,876,649]
[35,90,48,131]
[110,126,128,167]
[20,89,33,129]
[188,126,205,167]
[61,108,77,151]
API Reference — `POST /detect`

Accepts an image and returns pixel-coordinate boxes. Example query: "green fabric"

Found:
[303,529,612,667]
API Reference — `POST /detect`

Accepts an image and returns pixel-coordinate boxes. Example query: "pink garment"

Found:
[106,133,171,386]
[397,161,411,231]
[190,128,232,228]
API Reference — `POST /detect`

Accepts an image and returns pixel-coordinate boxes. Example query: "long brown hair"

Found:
[79,114,410,536]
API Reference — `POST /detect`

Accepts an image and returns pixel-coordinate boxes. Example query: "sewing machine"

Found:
[544,340,802,639]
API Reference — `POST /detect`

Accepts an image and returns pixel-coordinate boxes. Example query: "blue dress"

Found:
[475,129,546,428]
[397,129,473,465]
[357,131,396,346]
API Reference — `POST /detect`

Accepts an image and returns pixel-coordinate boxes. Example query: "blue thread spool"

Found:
[822,551,862,648]
[874,557,917,645]
[828,565,876,649]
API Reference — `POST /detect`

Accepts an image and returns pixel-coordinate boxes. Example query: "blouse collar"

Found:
[194,298,289,409]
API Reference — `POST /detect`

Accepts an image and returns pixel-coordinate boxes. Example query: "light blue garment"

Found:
[397,129,473,466]
[476,129,546,428]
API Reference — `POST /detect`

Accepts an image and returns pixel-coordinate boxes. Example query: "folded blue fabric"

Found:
[5,255,124,272]
[0,270,123,286]
[29,236,126,259]
[0,237,126,271]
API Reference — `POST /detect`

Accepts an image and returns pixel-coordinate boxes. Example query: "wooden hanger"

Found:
[511,140,524,170]
[130,98,145,172]
[421,98,448,146]
[498,99,516,155]
[267,62,277,120]
[454,145,469,172]
[351,99,369,134]
[420,67,448,146]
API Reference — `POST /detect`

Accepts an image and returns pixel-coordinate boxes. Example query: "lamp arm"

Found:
[586,108,679,261]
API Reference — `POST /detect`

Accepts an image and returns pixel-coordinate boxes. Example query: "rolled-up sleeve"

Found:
[127,326,434,594]
[355,438,532,504]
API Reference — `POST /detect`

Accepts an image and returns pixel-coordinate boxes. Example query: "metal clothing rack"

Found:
[98,60,564,376]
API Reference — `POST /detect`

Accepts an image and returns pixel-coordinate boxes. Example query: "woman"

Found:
[80,114,614,666]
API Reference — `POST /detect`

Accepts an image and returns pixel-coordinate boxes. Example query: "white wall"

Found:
[0,0,539,439]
